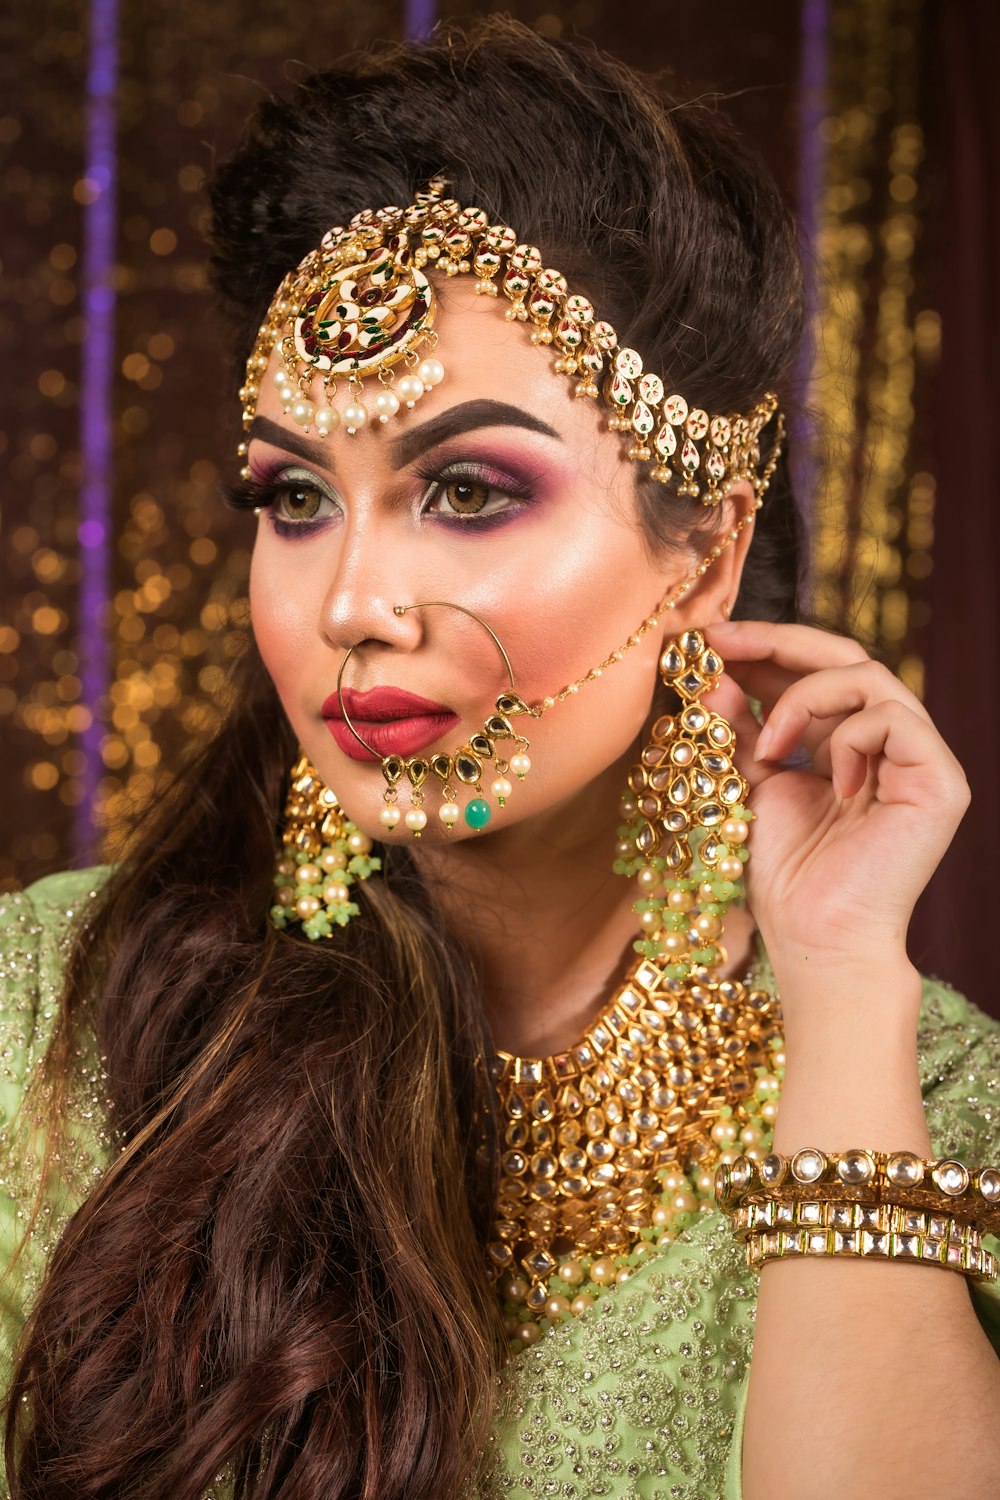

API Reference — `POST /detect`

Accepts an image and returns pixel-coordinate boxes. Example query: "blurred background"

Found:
[1,0,996,1009]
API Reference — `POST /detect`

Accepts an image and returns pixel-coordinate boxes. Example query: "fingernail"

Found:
[754,726,773,761]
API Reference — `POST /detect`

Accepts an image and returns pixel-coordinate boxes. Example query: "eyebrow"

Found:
[388,399,561,465]
[247,399,561,472]
[247,415,330,468]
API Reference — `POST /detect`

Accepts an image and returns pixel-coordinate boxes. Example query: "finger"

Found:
[706,619,874,675]
[720,657,801,708]
[827,699,968,805]
[713,656,856,766]
[701,672,784,793]
[753,660,932,764]
[809,720,851,777]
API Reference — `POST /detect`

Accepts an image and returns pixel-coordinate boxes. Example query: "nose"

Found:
[318,513,423,658]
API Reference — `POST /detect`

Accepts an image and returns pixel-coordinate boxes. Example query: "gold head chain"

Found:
[237,176,780,505]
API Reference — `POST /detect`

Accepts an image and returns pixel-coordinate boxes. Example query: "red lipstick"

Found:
[322,686,460,763]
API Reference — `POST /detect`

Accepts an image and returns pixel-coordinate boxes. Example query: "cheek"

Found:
[488,515,662,708]
[465,554,668,819]
[249,535,316,695]
[520,634,662,800]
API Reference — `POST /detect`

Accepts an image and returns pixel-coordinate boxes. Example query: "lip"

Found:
[322,686,460,764]
[323,686,454,722]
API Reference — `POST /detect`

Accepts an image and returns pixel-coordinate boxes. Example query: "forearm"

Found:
[742,961,1000,1500]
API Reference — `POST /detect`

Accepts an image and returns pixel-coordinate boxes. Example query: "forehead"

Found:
[410,275,607,428]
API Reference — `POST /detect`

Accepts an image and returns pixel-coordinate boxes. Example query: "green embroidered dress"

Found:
[3,870,1000,1499]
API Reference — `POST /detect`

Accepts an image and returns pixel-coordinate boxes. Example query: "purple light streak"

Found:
[795,0,830,580]
[405,0,436,41]
[76,0,120,861]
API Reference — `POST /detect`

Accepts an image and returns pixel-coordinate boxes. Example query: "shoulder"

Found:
[0,868,112,1122]
[0,869,113,1375]
[0,866,112,955]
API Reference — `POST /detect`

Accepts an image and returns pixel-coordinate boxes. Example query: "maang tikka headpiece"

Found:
[238,177,781,506]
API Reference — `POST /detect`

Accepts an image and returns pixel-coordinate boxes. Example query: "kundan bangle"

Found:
[715,1148,1000,1236]
[745,1208,996,1283]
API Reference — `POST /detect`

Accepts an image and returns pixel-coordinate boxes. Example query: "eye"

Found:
[437,479,492,516]
[270,471,339,526]
[421,467,528,523]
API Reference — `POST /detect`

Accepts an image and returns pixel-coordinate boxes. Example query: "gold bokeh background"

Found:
[2,1,996,1007]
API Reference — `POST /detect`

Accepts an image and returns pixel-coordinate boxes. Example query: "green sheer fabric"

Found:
[3,870,1000,1499]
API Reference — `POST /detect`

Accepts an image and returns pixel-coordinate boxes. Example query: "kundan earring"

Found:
[614,629,752,982]
[271,754,381,940]
[337,601,539,837]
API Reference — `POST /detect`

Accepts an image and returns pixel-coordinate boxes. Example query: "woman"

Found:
[3,18,1000,1499]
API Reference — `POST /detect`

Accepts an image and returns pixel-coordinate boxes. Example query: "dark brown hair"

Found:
[7,18,805,1499]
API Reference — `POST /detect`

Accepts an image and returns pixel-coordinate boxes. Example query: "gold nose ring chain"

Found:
[336,601,538,835]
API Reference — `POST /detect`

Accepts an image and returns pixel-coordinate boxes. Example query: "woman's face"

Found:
[248,277,745,843]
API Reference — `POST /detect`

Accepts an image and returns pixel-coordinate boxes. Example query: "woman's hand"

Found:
[703,620,969,996]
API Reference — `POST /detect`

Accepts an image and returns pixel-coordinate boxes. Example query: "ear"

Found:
[660,480,758,643]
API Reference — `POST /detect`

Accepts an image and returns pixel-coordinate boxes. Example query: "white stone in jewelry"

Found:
[343,403,368,434]
[978,1168,1000,1203]
[790,1148,826,1183]
[886,1151,924,1187]
[730,1157,753,1190]
[932,1160,970,1196]
[374,389,401,422]
[837,1149,876,1186]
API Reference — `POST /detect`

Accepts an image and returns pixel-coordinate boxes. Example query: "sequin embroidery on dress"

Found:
[3,877,1000,1500]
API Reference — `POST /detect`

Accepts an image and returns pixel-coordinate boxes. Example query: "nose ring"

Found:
[335,602,537,837]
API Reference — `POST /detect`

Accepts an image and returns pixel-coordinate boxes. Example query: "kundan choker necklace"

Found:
[488,944,784,1347]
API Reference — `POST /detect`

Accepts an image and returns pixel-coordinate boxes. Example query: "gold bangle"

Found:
[715,1148,1000,1236]
[745,1210,997,1283]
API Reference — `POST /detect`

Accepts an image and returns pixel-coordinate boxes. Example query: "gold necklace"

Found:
[487,948,783,1345]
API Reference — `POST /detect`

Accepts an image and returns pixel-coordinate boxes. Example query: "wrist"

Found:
[768,963,928,1154]
[771,1042,930,1155]
[768,953,922,1033]
[766,940,917,987]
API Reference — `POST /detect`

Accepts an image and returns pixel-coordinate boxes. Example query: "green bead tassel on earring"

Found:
[271,755,381,940]
[613,630,752,984]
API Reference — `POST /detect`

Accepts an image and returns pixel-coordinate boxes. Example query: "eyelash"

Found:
[224,459,535,536]
[222,473,338,539]
[415,460,534,526]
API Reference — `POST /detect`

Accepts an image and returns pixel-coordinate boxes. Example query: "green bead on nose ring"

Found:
[464,798,492,831]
